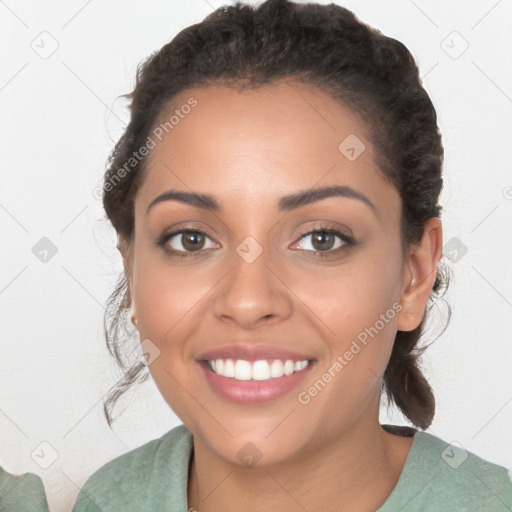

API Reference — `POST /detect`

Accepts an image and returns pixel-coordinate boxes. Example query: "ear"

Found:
[397,217,443,332]
[118,234,136,324]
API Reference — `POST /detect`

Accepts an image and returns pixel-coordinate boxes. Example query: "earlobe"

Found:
[130,308,138,328]
[397,218,443,332]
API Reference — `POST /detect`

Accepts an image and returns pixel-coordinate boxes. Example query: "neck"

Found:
[187,410,414,512]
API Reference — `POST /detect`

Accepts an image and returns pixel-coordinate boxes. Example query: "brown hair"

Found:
[101,0,451,429]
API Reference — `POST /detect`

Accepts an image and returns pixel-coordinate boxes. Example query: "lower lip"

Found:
[198,361,314,404]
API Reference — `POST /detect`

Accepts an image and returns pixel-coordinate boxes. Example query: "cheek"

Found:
[288,243,403,403]
[292,260,402,427]
[132,248,211,342]
[292,246,403,341]
[130,251,212,422]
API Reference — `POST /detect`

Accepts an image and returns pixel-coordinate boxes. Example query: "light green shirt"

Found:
[0,468,50,512]
[72,424,512,511]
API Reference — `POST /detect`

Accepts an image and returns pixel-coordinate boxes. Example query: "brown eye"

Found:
[180,231,206,251]
[310,232,336,251]
[295,228,352,254]
[158,228,217,256]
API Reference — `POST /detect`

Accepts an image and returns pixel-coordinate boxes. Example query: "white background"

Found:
[1,1,511,510]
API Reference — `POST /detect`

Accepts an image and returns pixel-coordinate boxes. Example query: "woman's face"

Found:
[125,81,420,466]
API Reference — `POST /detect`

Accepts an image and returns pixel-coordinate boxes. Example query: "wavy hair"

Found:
[100,0,451,429]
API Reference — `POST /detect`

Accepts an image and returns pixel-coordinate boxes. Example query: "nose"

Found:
[212,244,293,330]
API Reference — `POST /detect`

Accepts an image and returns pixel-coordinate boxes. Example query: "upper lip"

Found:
[195,344,315,362]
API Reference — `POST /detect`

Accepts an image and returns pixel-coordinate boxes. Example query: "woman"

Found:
[72,1,512,510]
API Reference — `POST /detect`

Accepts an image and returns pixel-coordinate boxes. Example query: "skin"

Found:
[120,79,442,512]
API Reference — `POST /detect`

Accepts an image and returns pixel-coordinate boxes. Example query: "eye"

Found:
[156,228,217,257]
[156,225,354,258]
[293,226,354,255]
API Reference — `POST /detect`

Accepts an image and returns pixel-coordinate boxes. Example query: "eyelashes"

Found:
[293,226,353,254]
[155,224,355,259]
[156,227,216,258]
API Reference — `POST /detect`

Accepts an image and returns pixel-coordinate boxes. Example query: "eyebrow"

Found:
[146,185,377,215]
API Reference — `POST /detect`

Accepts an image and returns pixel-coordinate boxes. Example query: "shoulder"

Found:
[0,467,50,511]
[72,424,193,512]
[381,430,512,511]
[417,431,511,495]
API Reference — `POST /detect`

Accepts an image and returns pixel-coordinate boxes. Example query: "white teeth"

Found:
[234,360,252,381]
[270,359,284,378]
[224,359,235,378]
[207,358,310,381]
[252,360,270,381]
[283,360,295,375]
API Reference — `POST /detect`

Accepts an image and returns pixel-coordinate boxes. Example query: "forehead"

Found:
[137,80,399,219]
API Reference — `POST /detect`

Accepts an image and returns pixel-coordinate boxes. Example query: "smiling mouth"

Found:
[202,358,315,382]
